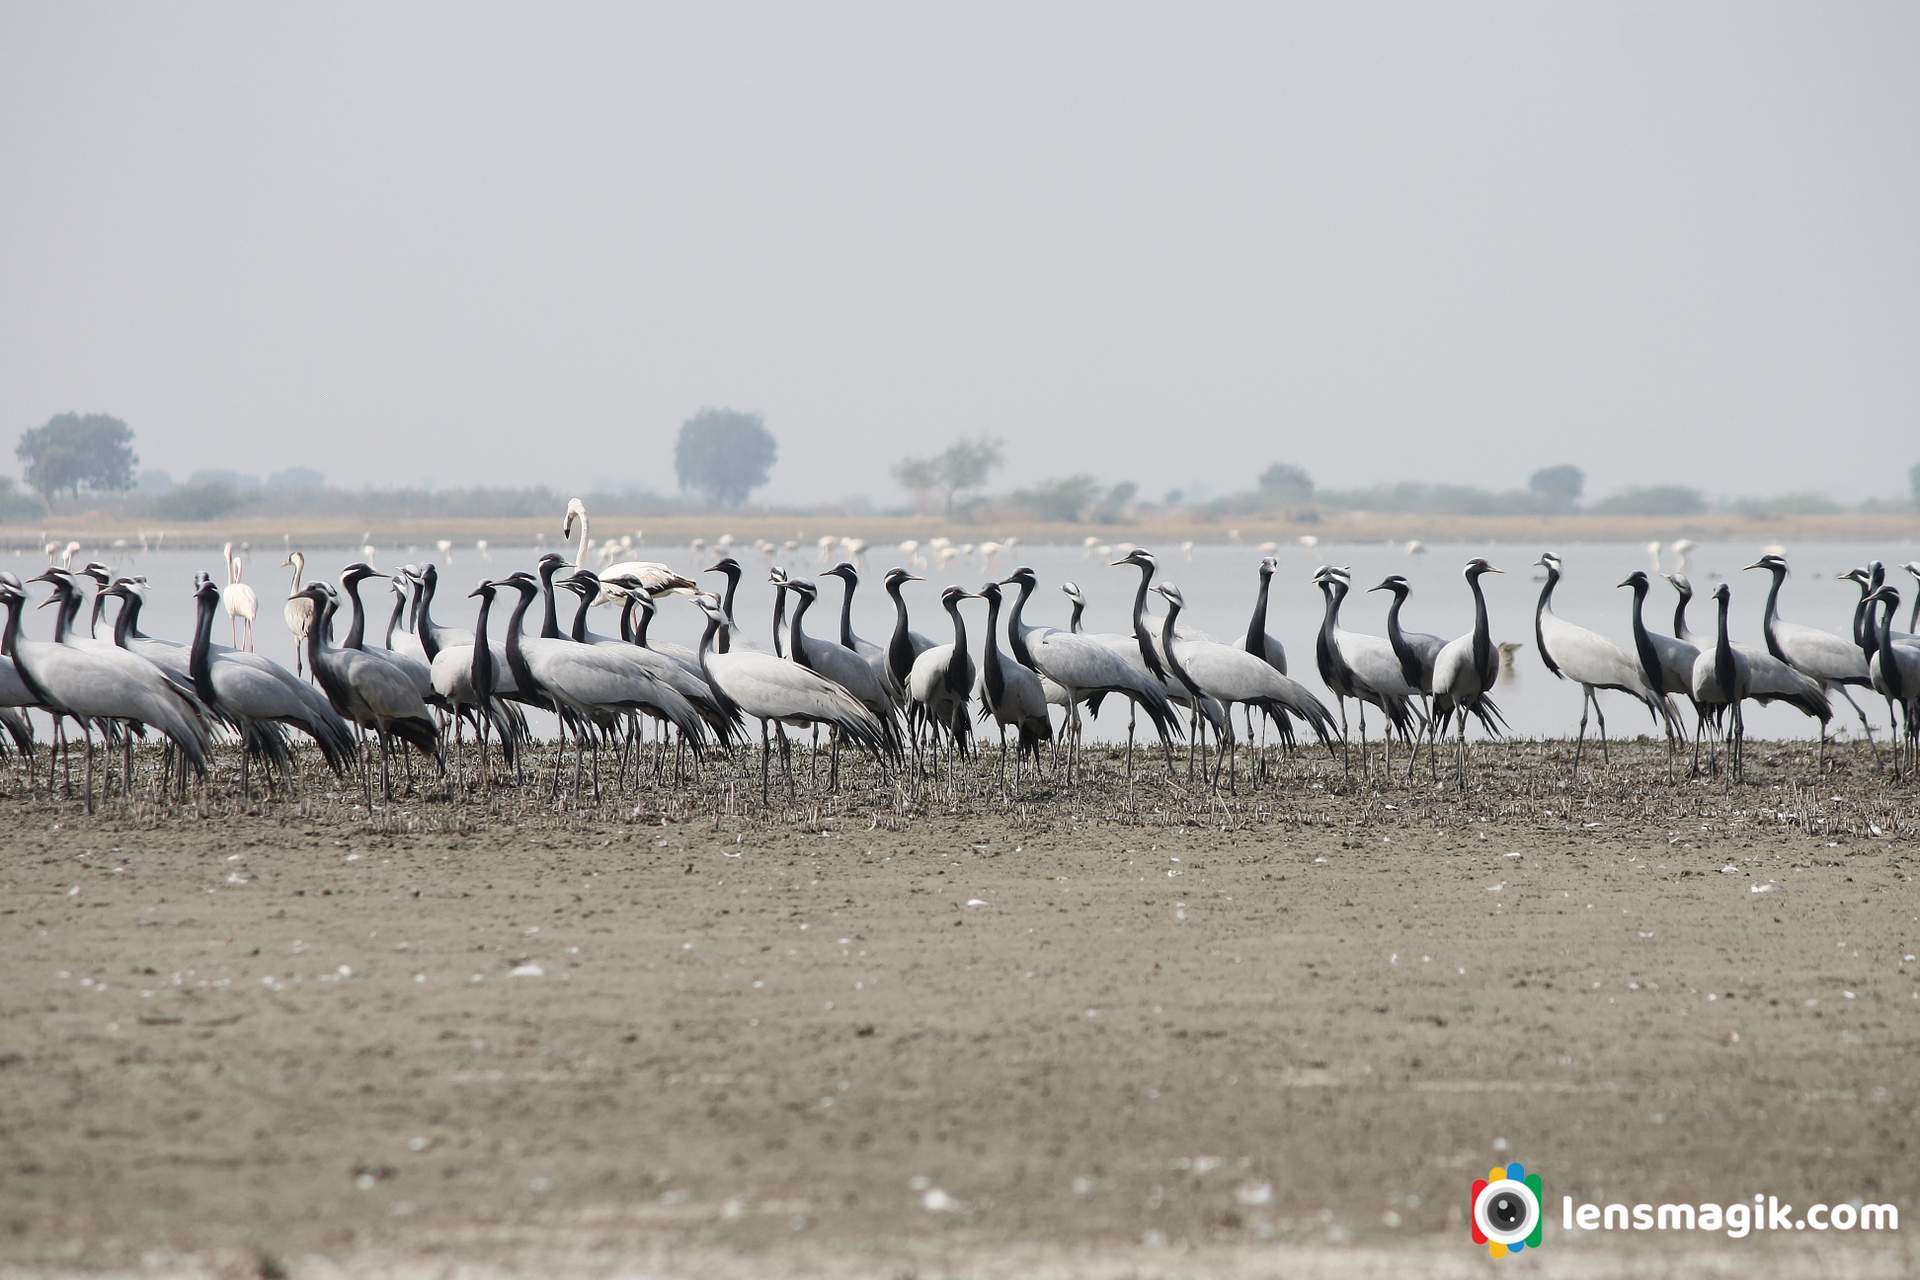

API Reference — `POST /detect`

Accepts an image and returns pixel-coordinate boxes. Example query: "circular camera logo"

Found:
[1471,1162,1544,1258]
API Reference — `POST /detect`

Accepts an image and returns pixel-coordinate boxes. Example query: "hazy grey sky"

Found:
[2,2,1915,505]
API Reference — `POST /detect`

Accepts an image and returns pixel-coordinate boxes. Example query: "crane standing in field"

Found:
[1532,552,1666,776]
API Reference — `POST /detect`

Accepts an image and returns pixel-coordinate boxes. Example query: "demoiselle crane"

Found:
[975,580,1051,793]
[1531,552,1663,775]
[1864,586,1919,776]
[1617,569,1702,770]
[4,572,211,811]
[292,582,441,804]
[689,592,890,802]
[1153,582,1334,791]
[1000,566,1180,784]
[906,585,979,782]
[783,578,903,783]
[1311,566,1419,784]
[1426,558,1507,788]
[1688,582,1829,780]
[1746,553,1878,767]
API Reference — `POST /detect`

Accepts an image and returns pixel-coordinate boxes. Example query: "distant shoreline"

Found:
[4,510,1916,553]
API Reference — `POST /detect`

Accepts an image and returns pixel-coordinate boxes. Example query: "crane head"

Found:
[824,561,858,583]
[1369,574,1410,595]
[1617,569,1650,591]
[1534,552,1563,574]
[1110,547,1156,571]
[884,566,924,588]
[707,556,741,577]
[786,578,818,600]
[1000,566,1038,591]
[1465,557,1502,579]
[1746,552,1789,576]
[1257,555,1278,576]
[1664,572,1692,599]
[1154,583,1186,611]
[560,570,600,597]
[939,585,977,607]
[338,562,385,587]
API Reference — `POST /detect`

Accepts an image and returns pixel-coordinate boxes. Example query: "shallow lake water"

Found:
[5,537,1910,745]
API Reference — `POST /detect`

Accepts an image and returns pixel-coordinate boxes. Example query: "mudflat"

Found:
[2,741,1916,1278]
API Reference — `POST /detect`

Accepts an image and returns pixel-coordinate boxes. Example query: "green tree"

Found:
[1258,462,1315,506]
[1528,463,1586,507]
[16,412,138,507]
[673,408,777,506]
[1009,474,1101,522]
[1588,485,1706,516]
[892,436,1004,515]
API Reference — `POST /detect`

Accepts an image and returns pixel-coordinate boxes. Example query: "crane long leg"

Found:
[1833,685,1878,770]
[1335,696,1350,783]
[1357,700,1369,782]
[1595,695,1609,766]
[81,721,95,816]
[760,719,771,804]
[1573,688,1591,776]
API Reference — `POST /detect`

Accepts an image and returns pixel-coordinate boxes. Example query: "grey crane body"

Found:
[1690,582,1830,780]
[1749,553,1878,762]
[296,583,441,802]
[1426,559,1509,787]
[1313,568,1419,781]
[4,573,211,808]
[690,595,891,801]
[181,579,356,786]
[1532,552,1662,774]
[1241,557,1289,676]
[907,586,980,766]
[1156,583,1334,789]
[785,579,903,767]
[1001,566,1180,781]
[976,581,1052,787]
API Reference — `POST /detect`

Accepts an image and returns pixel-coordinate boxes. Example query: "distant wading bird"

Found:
[223,542,257,650]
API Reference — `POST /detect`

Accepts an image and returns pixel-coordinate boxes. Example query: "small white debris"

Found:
[1720,864,1741,875]
[1751,882,1785,895]
[921,1186,961,1213]
[964,898,988,908]
[1235,1181,1273,1206]
[510,962,545,978]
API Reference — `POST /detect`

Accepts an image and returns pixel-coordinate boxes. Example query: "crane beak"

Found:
[1366,580,1392,593]
[1484,565,1504,574]
[1742,561,1765,571]
[1615,577,1634,589]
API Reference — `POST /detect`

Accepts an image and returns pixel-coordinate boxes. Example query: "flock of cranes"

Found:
[2,508,1917,814]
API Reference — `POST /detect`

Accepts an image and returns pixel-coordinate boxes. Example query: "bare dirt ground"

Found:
[2,740,1917,1278]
